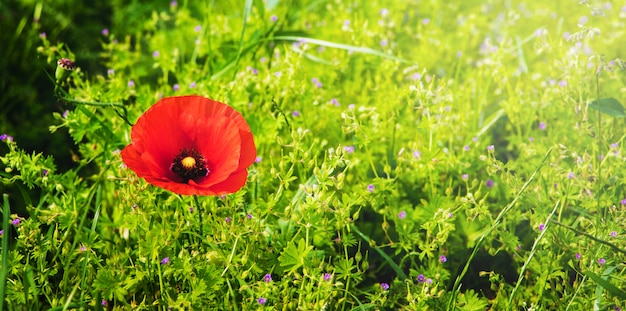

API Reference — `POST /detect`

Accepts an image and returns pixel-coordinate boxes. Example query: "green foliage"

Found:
[2,0,626,310]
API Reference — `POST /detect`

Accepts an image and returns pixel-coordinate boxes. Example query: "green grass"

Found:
[2,0,626,310]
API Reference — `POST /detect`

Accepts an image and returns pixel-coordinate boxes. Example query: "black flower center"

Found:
[170,148,209,182]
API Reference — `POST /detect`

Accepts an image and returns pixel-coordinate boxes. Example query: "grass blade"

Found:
[0,194,10,311]
[447,147,553,309]
[350,224,408,280]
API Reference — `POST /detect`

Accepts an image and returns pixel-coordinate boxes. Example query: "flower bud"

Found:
[55,58,76,82]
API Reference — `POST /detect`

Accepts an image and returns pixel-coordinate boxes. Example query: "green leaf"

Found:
[588,98,626,118]
[278,238,312,274]
[584,268,626,300]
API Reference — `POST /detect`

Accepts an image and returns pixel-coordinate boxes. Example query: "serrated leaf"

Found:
[588,98,626,118]
[278,238,312,274]
[584,268,626,300]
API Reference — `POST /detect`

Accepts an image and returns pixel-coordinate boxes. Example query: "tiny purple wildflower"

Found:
[330,98,339,106]
[380,283,390,290]
[260,57,267,63]
[247,213,253,219]
[263,273,272,282]
[0,230,3,236]
[472,137,478,142]
[567,172,575,179]
[255,156,262,163]
[485,179,494,188]
[398,211,406,219]
[39,32,46,38]
[257,297,267,305]
[426,278,433,284]
[610,231,617,237]
[538,122,546,130]
[621,198,626,205]
[538,223,545,231]
[274,71,282,77]
[189,207,194,212]
[128,80,135,88]
[380,39,388,47]
[529,136,534,142]
[225,217,232,223]
[343,19,350,27]
[343,146,355,153]
[380,8,389,16]
[323,273,333,281]
[598,258,606,266]
[456,51,463,58]
[43,169,48,176]
[152,50,160,58]
[247,66,258,75]
[463,145,470,151]
[417,274,425,283]
[271,15,278,22]
[412,150,421,159]
[461,174,468,180]
[161,257,170,265]
[173,84,180,91]
[579,16,588,24]
[487,145,494,152]
[558,80,568,87]
[107,69,114,76]
[411,72,421,80]
[575,253,581,260]
[101,300,107,306]
[12,218,20,226]
[102,28,109,36]
[439,255,447,263]
[189,81,196,89]
[292,110,300,117]
[194,25,201,32]
[367,184,375,192]
[422,18,430,25]
[170,1,177,7]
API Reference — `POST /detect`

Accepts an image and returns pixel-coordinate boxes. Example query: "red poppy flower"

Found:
[121,95,256,196]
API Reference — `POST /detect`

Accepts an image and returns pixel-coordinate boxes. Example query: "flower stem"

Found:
[194,195,203,238]
[54,85,133,126]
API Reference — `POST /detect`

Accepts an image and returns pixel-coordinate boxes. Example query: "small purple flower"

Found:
[456,51,463,58]
[426,278,433,284]
[412,150,421,159]
[189,81,196,89]
[161,257,170,265]
[579,16,588,24]
[529,136,534,142]
[274,71,282,77]
[343,19,350,27]
[380,39,388,47]
[173,84,180,91]
[621,198,626,205]
[610,231,617,237]
[411,72,421,80]
[598,258,606,266]
[311,77,323,88]
[257,297,267,305]
[247,213,253,219]
[247,66,258,75]
[152,50,160,58]
[80,244,87,251]
[271,15,278,22]
[0,230,3,236]
[463,145,470,151]
[380,8,389,16]
[39,32,46,38]
[43,169,48,176]
[189,207,194,212]
[323,273,333,281]
[398,211,406,219]
[485,179,494,188]
[575,253,581,260]
[12,218,20,226]
[367,184,375,192]
[461,174,468,180]
[102,28,109,36]
[439,255,447,263]
[225,217,232,223]
[417,274,425,283]
[330,98,340,106]
[107,69,115,76]
[538,122,547,130]
[101,300,107,306]
[194,25,202,32]
[538,223,545,231]
[487,145,495,152]
[558,80,568,87]
[170,0,177,7]
[422,18,430,25]
[260,57,267,63]
[292,110,300,117]
[128,80,135,88]
[255,156,262,163]
[380,283,390,290]
[567,172,575,179]
[263,273,272,282]
[343,146,355,153]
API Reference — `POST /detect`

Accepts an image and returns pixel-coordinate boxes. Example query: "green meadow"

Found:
[1,0,626,309]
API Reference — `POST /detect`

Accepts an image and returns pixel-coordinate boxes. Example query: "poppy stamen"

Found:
[171,148,209,182]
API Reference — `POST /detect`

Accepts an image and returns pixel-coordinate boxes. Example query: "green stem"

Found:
[54,85,133,126]
[0,195,10,311]
[194,196,203,238]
